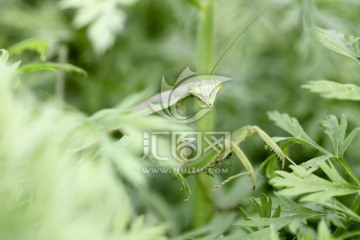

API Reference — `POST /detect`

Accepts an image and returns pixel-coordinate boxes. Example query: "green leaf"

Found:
[175,213,237,240]
[278,137,331,156]
[269,225,280,240]
[273,194,324,216]
[303,80,360,101]
[60,0,130,54]
[239,207,252,221]
[270,160,360,203]
[323,199,360,223]
[0,49,10,62]
[0,49,21,80]
[239,207,258,232]
[343,127,360,156]
[17,62,86,75]
[321,160,350,185]
[237,214,311,227]
[237,195,324,239]
[310,27,360,63]
[8,38,49,61]
[237,226,285,240]
[260,156,280,180]
[299,155,331,174]
[320,115,346,156]
[339,230,360,240]
[317,219,335,240]
[252,194,278,218]
[268,111,331,156]
[325,211,346,229]
[186,0,201,8]
[272,206,281,218]
[268,111,316,144]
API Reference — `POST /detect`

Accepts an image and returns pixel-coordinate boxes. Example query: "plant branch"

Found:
[194,0,216,228]
[55,44,68,106]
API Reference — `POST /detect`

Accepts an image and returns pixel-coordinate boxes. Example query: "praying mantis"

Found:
[131,7,294,196]
[132,70,294,194]
[133,80,292,190]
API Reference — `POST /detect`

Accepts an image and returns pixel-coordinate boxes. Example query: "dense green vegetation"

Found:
[1,0,360,239]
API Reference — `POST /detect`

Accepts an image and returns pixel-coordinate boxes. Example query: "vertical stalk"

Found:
[337,158,360,187]
[334,157,360,236]
[196,0,215,75]
[55,44,68,107]
[196,0,215,132]
[193,0,216,228]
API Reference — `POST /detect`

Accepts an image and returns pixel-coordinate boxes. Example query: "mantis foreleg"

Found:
[180,125,293,191]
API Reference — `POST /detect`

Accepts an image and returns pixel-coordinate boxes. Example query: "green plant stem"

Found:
[334,157,360,237]
[350,195,360,213]
[337,158,360,187]
[196,0,215,132]
[193,0,216,228]
[196,0,215,75]
[55,44,68,107]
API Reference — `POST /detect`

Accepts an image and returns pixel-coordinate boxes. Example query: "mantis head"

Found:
[188,80,222,108]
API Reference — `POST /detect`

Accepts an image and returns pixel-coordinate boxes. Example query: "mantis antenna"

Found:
[209,6,272,78]
[132,6,272,113]
[183,6,273,111]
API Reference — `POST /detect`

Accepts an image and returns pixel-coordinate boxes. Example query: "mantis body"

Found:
[132,79,223,112]
[132,76,292,192]
[131,7,293,194]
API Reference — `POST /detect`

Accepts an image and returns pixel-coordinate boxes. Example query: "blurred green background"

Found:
[1,0,360,238]
[3,0,360,163]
